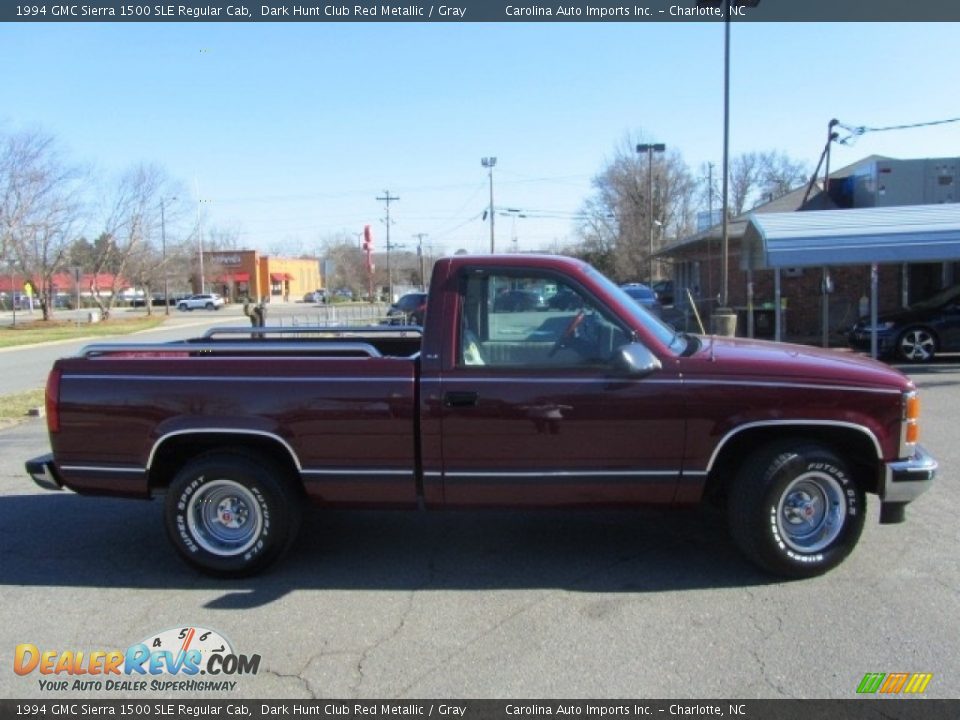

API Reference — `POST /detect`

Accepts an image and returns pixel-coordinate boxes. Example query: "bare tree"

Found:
[0,129,84,320]
[573,135,698,282]
[90,163,182,319]
[729,152,760,216]
[758,151,808,202]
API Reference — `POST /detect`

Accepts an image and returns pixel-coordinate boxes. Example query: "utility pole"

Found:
[377,190,400,301]
[413,233,428,290]
[481,157,496,253]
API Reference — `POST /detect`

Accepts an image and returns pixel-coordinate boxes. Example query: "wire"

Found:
[836,115,960,145]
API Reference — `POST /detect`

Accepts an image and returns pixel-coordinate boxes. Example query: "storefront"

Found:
[202,250,322,303]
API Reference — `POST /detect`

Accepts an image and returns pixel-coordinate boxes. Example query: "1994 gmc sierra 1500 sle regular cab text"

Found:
[26,254,936,578]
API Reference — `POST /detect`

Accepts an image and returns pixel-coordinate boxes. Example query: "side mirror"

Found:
[613,343,662,377]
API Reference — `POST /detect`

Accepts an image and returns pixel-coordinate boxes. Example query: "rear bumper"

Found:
[882,445,937,504]
[25,453,64,492]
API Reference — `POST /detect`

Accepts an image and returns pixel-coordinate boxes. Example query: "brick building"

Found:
[661,155,959,342]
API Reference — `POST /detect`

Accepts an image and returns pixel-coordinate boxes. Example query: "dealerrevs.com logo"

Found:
[14,626,260,693]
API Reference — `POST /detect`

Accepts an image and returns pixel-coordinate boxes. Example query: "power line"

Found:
[836,115,960,145]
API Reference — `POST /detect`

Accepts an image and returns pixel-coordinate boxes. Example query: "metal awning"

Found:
[743,204,960,270]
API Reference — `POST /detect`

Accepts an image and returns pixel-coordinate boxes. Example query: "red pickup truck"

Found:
[26,254,936,579]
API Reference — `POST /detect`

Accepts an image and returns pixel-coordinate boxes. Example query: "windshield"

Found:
[586,266,686,353]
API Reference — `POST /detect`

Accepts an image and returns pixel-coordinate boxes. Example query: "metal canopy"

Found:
[743,204,960,270]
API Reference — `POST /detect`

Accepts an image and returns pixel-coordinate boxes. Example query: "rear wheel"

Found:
[896,326,937,362]
[205,302,214,310]
[727,441,865,578]
[164,451,302,577]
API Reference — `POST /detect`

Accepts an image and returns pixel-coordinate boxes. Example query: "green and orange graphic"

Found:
[857,672,933,695]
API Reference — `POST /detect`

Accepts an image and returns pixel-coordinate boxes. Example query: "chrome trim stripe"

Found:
[443,470,678,478]
[63,374,413,384]
[704,420,883,473]
[301,469,412,477]
[146,429,303,471]
[684,379,900,395]
[60,465,145,474]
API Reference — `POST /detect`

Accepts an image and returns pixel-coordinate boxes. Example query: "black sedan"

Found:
[385,292,428,325]
[847,285,960,362]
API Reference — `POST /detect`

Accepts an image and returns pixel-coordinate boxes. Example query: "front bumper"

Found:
[25,453,64,492]
[882,445,937,504]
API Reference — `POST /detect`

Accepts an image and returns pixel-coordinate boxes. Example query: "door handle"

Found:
[444,391,479,408]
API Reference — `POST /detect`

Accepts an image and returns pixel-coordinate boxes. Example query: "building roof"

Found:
[743,203,960,269]
[661,183,836,257]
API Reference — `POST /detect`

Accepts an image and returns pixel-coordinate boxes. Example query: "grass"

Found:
[0,315,165,349]
[0,387,45,429]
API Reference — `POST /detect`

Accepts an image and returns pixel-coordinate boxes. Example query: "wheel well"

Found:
[702,425,882,505]
[148,433,301,492]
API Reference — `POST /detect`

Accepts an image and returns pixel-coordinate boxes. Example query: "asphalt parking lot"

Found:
[0,357,957,700]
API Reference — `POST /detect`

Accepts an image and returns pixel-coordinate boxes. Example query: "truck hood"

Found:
[684,335,913,392]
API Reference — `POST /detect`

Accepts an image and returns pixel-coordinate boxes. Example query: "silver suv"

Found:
[177,293,225,311]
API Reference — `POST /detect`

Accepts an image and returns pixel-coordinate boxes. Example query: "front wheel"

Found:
[727,442,865,578]
[164,451,302,577]
[896,326,937,362]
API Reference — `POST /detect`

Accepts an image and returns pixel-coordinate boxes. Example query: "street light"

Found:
[636,143,666,282]
[160,196,177,315]
[481,157,497,253]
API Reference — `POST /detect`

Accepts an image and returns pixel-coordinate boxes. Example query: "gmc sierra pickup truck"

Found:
[26,254,936,578]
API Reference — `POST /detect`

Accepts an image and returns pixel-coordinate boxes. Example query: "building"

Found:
[203,250,322,303]
[661,155,960,341]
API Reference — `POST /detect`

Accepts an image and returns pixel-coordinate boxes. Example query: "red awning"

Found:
[270,273,293,282]
[216,272,250,283]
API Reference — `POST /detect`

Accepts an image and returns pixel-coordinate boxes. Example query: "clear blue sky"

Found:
[1,21,957,256]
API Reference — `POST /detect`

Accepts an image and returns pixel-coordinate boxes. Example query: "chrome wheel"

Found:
[898,328,936,362]
[186,479,263,557]
[776,472,845,554]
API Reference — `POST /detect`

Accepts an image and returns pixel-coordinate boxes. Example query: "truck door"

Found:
[435,268,685,507]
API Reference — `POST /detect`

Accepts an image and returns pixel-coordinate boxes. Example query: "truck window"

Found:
[457,270,630,368]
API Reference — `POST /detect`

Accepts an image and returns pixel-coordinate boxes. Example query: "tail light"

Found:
[45,368,61,434]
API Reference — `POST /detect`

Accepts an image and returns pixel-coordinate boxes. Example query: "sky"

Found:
[1,20,958,257]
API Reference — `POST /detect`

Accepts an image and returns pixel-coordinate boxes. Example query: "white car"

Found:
[177,293,225,311]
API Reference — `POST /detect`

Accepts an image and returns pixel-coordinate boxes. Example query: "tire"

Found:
[727,441,865,578]
[164,451,302,577]
[178,304,188,312]
[205,302,214,310]
[896,326,937,363]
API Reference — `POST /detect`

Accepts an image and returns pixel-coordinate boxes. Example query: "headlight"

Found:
[857,321,895,332]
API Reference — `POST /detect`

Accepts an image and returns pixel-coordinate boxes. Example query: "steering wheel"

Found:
[549,311,585,357]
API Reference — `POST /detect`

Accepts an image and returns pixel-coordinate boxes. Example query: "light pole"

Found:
[160,196,176,315]
[413,233,428,290]
[481,157,497,253]
[636,143,665,282]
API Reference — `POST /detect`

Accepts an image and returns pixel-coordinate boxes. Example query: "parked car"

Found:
[652,280,674,305]
[493,289,547,312]
[303,290,327,304]
[548,288,584,311]
[848,285,960,362]
[385,292,428,325]
[620,283,662,317]
[177,293,225,311]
